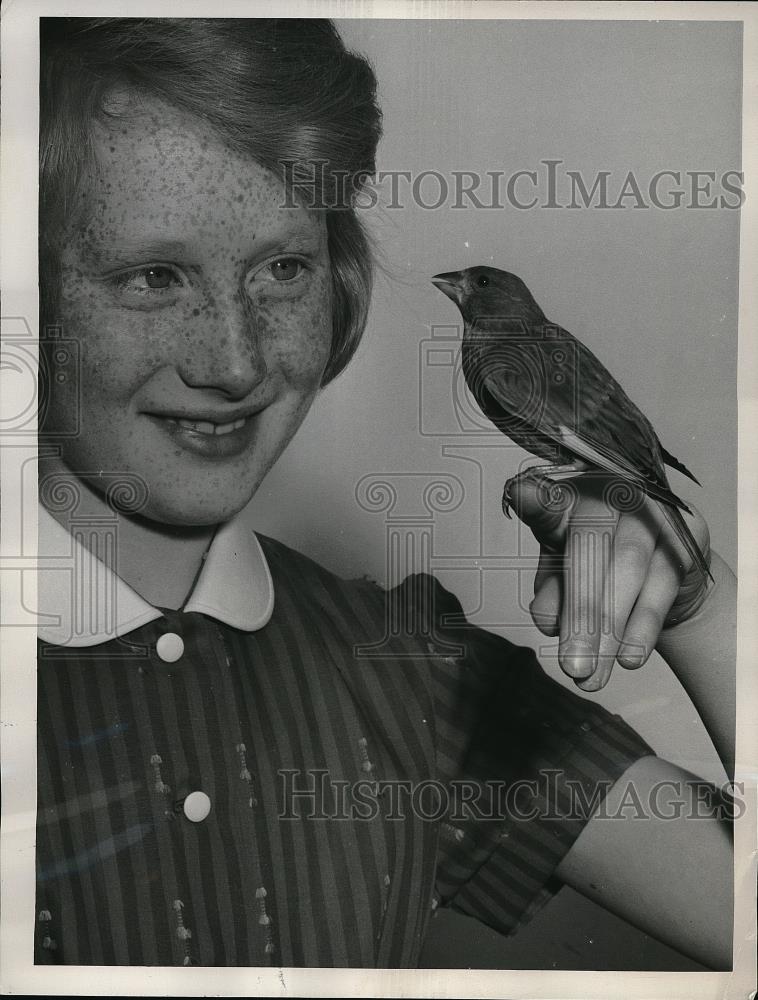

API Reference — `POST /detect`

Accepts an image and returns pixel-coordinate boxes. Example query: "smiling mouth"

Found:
[147,410,263,460]
[174,417,247,436]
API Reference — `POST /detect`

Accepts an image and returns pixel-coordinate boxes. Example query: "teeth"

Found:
[176,417,247,436]
[177,419,215,434]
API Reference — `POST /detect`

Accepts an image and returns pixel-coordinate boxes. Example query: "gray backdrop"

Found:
[245,18,740,969]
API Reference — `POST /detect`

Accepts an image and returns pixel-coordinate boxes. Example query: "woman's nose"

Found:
[178,288,267,399]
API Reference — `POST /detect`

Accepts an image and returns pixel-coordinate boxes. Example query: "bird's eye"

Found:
[476,275,490,288]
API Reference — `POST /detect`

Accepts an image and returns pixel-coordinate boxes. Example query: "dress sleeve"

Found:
[417,573,655,938]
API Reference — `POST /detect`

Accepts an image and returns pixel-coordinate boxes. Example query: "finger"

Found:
[530,555,562,636]
[659,504,712,626]
[505,470,574,549]
[578,507,659,690]
[533,546,562,595]
[559,498,618,681]
[616,537,682,669]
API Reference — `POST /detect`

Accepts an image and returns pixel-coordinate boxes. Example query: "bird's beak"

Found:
[431,271,463,304]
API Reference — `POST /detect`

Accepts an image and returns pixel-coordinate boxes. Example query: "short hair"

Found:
[39,17,383,385]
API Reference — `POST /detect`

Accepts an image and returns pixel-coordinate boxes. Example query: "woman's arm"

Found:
[555,754,733,969]
[507,469,737,968]
[557,553,735,968]
[559,558,735,968]
[559,550,736,969]
[506,467,735,773]
[655,550,736,777]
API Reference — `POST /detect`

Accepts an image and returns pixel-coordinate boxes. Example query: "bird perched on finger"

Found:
[431,265,712,582]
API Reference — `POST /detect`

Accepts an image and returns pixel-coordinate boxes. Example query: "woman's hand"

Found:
[506,466,712,691]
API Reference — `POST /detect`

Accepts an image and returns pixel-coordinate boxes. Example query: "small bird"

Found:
[432,265,711,582]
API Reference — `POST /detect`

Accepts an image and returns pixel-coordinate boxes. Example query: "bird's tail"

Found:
[658,502,713,584]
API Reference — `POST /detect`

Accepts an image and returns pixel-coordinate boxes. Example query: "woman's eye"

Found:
[112,265,182,295]
[267,258,303,282]
[143,266,176,289]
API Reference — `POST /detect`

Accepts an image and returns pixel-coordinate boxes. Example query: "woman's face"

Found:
[45,94,334,526]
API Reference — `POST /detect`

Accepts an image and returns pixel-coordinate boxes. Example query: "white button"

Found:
[156,632,184,663]
[183,791,211,823]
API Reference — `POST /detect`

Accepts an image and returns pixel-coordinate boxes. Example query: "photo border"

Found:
[1,2,755,997]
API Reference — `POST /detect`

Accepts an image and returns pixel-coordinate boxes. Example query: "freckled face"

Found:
[46,97,333,526]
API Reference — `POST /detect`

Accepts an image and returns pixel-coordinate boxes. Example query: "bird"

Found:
[431,265,712,582]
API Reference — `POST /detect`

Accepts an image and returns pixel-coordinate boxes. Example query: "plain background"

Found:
[244,18,741,968]
[249,18,740,781]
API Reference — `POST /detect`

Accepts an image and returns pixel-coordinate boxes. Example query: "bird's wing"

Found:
[660,446,702,486]
[558,423,711,580]
[476,335,693,514]
[557,336,669,482]
[561,336,703,493]
[554,424,692,513]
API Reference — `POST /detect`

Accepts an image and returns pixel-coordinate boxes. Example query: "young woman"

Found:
[35,17,735,968]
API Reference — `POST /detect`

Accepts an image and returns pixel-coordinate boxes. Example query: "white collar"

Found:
[37,504,274,647]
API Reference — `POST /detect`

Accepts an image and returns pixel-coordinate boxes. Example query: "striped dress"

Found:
[35,532,652,966]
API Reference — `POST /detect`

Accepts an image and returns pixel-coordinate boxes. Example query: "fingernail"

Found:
[575,671,608,692]
[561,642,596,679]
[529,600,557,630]
[618,645,646,668]
[532,617,559,636]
